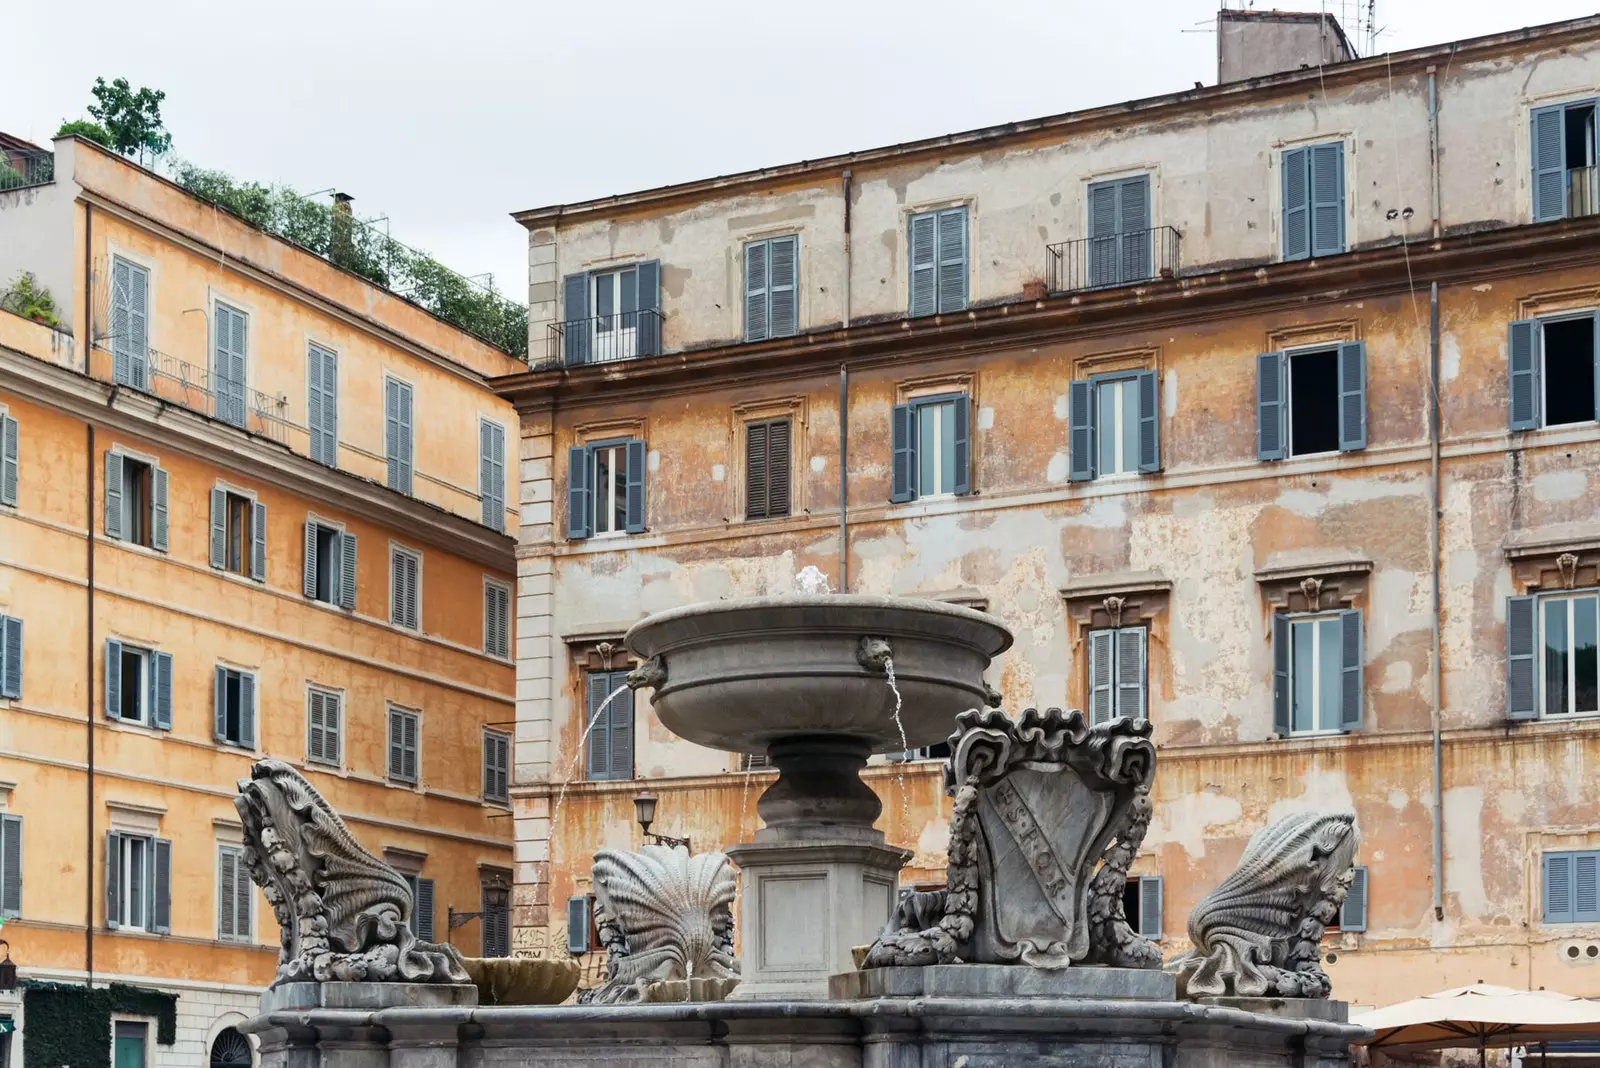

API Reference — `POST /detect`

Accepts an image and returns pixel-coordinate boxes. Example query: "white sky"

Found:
[7,0,1598,302]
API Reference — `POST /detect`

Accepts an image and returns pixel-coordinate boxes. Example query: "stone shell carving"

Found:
[581,845,740,1005]
[1170,810,1360,999]
[234,759,469,986]
[865,707,1159,970]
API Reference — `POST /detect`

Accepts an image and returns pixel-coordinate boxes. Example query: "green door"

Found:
[113,1022,146,1068]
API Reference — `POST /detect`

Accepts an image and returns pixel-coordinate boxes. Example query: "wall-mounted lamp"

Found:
[0,939,16,991]
[633,789,690,851]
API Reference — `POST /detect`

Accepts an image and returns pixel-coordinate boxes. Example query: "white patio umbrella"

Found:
[1353,984,1600,1068]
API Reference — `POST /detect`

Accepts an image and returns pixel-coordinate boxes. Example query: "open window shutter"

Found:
[482,422,505,532]
[302,522,318,598]
[398,384,413,492]
[1,813,20,916]
[1533,105,1567,223]
[1088,630,1114,725]
[890,404,915,502]
[768,419,791,517]
[106,831,122,928]
[338,533,358,610]
[234,847,252,937]
[152,466,169,551]
[415,877,435,941]
[1068,380,1096,482]
[214,666,228,741]
[1118,176,1152,284]
[1578,853,1600,923]
[1,615,21,699]
[1138,876,1163,940]
[908,212,938,317]
[322,348,339,462]
[1088,181,1119,288]
[1341,865,1369,932]
[240,673,255,747]
[769,236,798,338]
[111,259,132,384]
[1337,341,1368,451]
[1272,613,1291,735]
[1116,626,1147,721]
[1,414,17,507]
[153,838,172,934]
[208,488,226,569]
[562,273,590,364]
[936,208,968,313]
[389,710,404,778]
[384,379,399,485]
[405,713,419,782]
[745,421,769,519]
[610,684,635,780]
[1339,609,1363,731]
[218,848,237,938]
[128,263,149,384]
[1282,147,1311,261]
[251,501,267,581]
[1256,352,1287,460]
[567,446,592,539]
[1310,143,1346,257]
[951,395,972,496]
[105,638,122,718]
[308,694,324,763]
[624,439,646,534]
[1506,595,1539,721]
[636,260,661,356]
[1546,852,1574,923]
[104,453,124,540]
[1136,369,1160,473]
[586,673,612,779]
[567,896,592,953]
[744,241,769,342]
[306,348,325,464]
[154,651,173,730]
[1508,319,1541,431]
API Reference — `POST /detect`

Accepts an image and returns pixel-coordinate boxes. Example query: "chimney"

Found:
[1217,8,1355,85]
[330,192,354,270]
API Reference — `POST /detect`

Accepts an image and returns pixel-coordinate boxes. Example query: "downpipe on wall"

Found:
[839,364,849,594]
[83,200,97,984]
[1429,280,1445,923]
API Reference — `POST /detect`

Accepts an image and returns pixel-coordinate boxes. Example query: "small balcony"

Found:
[87,343,306,450]
[0,147,54,192]
[1045,226,1181,295]
[1571,166,1599,218]
[546,308,664,367]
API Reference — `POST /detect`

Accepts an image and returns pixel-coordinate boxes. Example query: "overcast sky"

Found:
[7,0,1598,300]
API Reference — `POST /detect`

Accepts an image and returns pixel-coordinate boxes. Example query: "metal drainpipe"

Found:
[1428,68,1442,240]
[841,170,853,329]
[839,365,849,594]
[84,200,97,984]
[1429,280,1445,922]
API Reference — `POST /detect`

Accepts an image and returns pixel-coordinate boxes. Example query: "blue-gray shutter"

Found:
[104,452,124,540]
[908,212,938,317]
[1506,594,1539,721]
[1117,626,1147,721]
[153,837,171,934]
[1087,181,1120,288]
[214,305,248,428]
[624,439,646,534]
[1136,369,1160,473]
[1339,608,1363,731]
[106,831,122,928]
[1088,630,1114,725]
[308,345,338,466]
[1272,613,1291,735]
[214,665,228,741]
[1068,380,1096,482]
[251,501,267,581]
[1282,147,1311,262]
[567,446,592,539]
[636,261,661,356]
[1118,176,1151,285]
[769,236,798,339]
[1138,875,1163,940]
[586,673,613,780]
[951,395,971,496]
[1508,320,1540,431]
[338,532,358,610]
[481,421,505,531]
[744,241,769,342]
[562,273,590,364]
[1532,105,1567,223]
[413,878,434,941]
[240,672,255,747]
[105,638,123,718]
[609,683,635,781]
[111,258,133,386]
[1337,341,1368,451]
[151,466,168,551]
[937,208,968,313]
[1257,352,1287,460]
[302,522,319,598]
[1340,865,1368,932]
[1578,853,1600,923]
[1,615,20,699]
[1546,852,1574,923]
[208,488,226,569]
[153,651,173,730]
[1310,143,1346,257]
[384,379,413,494]
[890,404,915,502]
[1,813,20,917]
[1,413,17,507]
[1595,311,1600,423]
[567,896,592,953]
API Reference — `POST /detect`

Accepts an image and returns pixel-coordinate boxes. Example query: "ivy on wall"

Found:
[21,981,177,1068]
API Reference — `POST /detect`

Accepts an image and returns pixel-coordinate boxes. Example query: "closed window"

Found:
[213,666,256,748]
[560,263,662,364]
[1068,371,1159,481]
[1337,865,1369,932]
[303,518,357,609]
[209,487,266,580]
[388,706,420,783]
[307,343,338,466]
[0,613,21,699]
[1256,343,1367,460]
[1508,314,1599,431]
[106,831,170,933]
[217,844,253,942]
[213,302,248,429]
[1086,174,1152,288]
[104,452,168,551]
[1532,100,1599,222]
[480,419,506,532]
[385,377,414,494]
[307,688,342,766]
[1543,850,1600,924]
[566,894,595,953]
[105,639,173,730]
[1272,610,1363,736]
[566,439,646,540]
[481,879,510,957]
[1509,589,1599,721]
[484,580,511,659]
[483,729,510,804]
[402,873,435,939]
[1281,142,1345,261]
[585,669,634,782]
[890,394,971,503]
[745,419,792,520]
[744,236,799,341]
[1,410,18,507]
[114,1021,149,1068]
[908,206,968,317]
[1,812,20,918]
[1088,626,1147,725]
[1122,875,1163,940]
[109,257,150,389]
[390,546,421,630]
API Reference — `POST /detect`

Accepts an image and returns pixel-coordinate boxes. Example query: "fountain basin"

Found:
[623,595,1012,753]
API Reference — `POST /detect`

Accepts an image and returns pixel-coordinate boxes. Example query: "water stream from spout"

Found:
[552,683,632,829]
[883,656,910,829]
[737,755,756,842]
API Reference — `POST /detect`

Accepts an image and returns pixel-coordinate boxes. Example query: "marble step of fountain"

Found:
[830,964,1175,1001]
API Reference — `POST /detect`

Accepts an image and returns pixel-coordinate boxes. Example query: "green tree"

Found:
[86,77,172,163]
[55,119,113,148]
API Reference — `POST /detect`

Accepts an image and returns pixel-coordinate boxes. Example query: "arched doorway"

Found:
[208,1028,252,1068]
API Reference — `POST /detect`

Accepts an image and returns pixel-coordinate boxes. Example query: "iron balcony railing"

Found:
[546,308,665,367]
[1045,225,1181,295]
[0,148,54,192]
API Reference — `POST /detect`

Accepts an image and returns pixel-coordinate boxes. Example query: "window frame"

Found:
[383,374,415,495]
[387,705,421,785]
[106,449,166,552]
[115,643,152,726]
[1280,140,1347,262]
[589,438,631,538]
[113,832,153,931]
[1536,587,1600,720]
[213,664,257,750]
[743,417,793,521]
[584,668,635,783]
[743,233,801,342]
[484,578,512,659]
[1532,98,1600,223]
[1087,624,1148,725]
[1091,371,1143,479]
[1284,610,1348,736]
[108,254,152,390]
[907,204,970,317]
[389,543,422,632]
[1540,312,1598,430]
[211,300,251,430]
[483,727,511,804]
[1283,344,1344,459]
[1543,849,1600,925]
[306,341,339,467]
[479,417,507,532]
[216,842,253,943]
[306,685,343,767]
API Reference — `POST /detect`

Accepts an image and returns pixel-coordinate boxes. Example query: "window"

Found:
[1,812,21,918]
[1532,100,1599,222]
[213,302,248,429]
[484,581,511,659]
[566,894,595,953]
[208,1028,252,1068]
[1508,315,1599,431]
[1338,865,1369,932]
[566,439,645,539]
[740,752,774,771]
[104,639,173,730]
[1281,142,1345,261]
[1086,175,1152,288]
[217,844,252,942]
[481,880,510,957]
[307,688,342,766]
[745,419,792,520]
[1088,627,1147,725]
[1508,589,1599,720]
[307,343,338,466]
[109,257,150,389]
[106,831,170,932]
[303,518,357,609]
[585,669,634,782]
[1068,371,1158,481]
[744,236,799,341]
[908,207,968,317]
[1543,850,1600,924]
[1256,343,1367,460]
[104,452,168,551]
[1,410,18,507]
[385,377,414,494]
[890,394,970,503]
[213,666,256,748]
[483,729,510,804]
[388,706,420,783]
[1122,875,1163,940]
[114,1022,149,1068]
[209,488,266,580]
[480,419,506,532]
[560,262,662,364]
[0,613,21,699]
[402,873,435,939]
[888,741,951,763]
[1271,610,1363,736]
[390,546,421,630]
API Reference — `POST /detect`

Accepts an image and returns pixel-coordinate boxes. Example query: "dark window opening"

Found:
[120,648,144,721]
[1288,348,1340,456]
[1567,105,1596,172]
[124,458,152,547]
[225,493,251,574]
[313,524,339,603]
[1544,317,1597,427]
[222,670,245,745]
[1122,879,1143,930]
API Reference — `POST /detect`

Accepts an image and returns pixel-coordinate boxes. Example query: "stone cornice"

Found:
[0,345,515,570]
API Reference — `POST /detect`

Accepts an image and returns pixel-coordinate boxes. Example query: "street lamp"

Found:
[633,789,690,851]
[0,940,16,992]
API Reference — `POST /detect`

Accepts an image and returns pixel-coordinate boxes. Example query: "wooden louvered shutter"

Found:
[240,672,255,747]
[1339,609,1363,731]
[1309,143,1346,257]
[567,446,592,540]
[403,712,418,782]
[308,345,338,466]
[1337,341,1367,451]
[745,421,769,519]
[415,877,435,940]
[209,488,227,569]
[1088,630,1114,726]
[951,395,971,496]
[214,666,228,741]
[1272,613,1291,735]
[744,241,769,342]
[1087,181,1119,288]
[153,838,172,934]
[908,212,938,317]
[567,896,592,953]
[1282,147,1311,261]
[106,831,122,928]
[151,465,168,551]
[890,404,915,502]
[769,236,798,338]
[105,638,123,719]
[767,419,791,517]
[104,452,123,540]
[1546,852,1574,923]
[1137,876,1163,940]
[1578,853,1600,923]
[218,847,238,938]
[1532,105,1567,223]
[1116,627,1147,721]
[1068,380,1096,482]
[1506,595,1539,721]
[1,615,21,699]
[389,709,405,779]
[624,440,646,534]
[562,273,590,364]
[1257,352,1287,460]
[1341,865,1368,932]
[586,673,613,779]
[1508,320,1541,431]
[302,522,319,598]
[1,413,17,507]
[251,501,267,581]
[635,261,661,356]
[0,813,20,917]
[338,532,358,610]
[1118,175,1151,284]
[1136,369,1160,473]
[936,208,968,313]
[480,421,505,532]
[111,258,133,385]
[153,651,173,730]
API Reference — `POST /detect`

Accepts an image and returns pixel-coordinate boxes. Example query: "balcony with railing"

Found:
[0,147,54,192]
[1570,166,1598,218]
[1046,226,1181,295]
[546,309,665,367]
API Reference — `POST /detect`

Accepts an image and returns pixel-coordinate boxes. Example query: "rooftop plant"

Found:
[0,271,61,326]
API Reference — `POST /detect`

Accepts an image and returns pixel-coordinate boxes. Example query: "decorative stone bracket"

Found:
[1505,523,1600,594]
[1252,550,1373,615]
